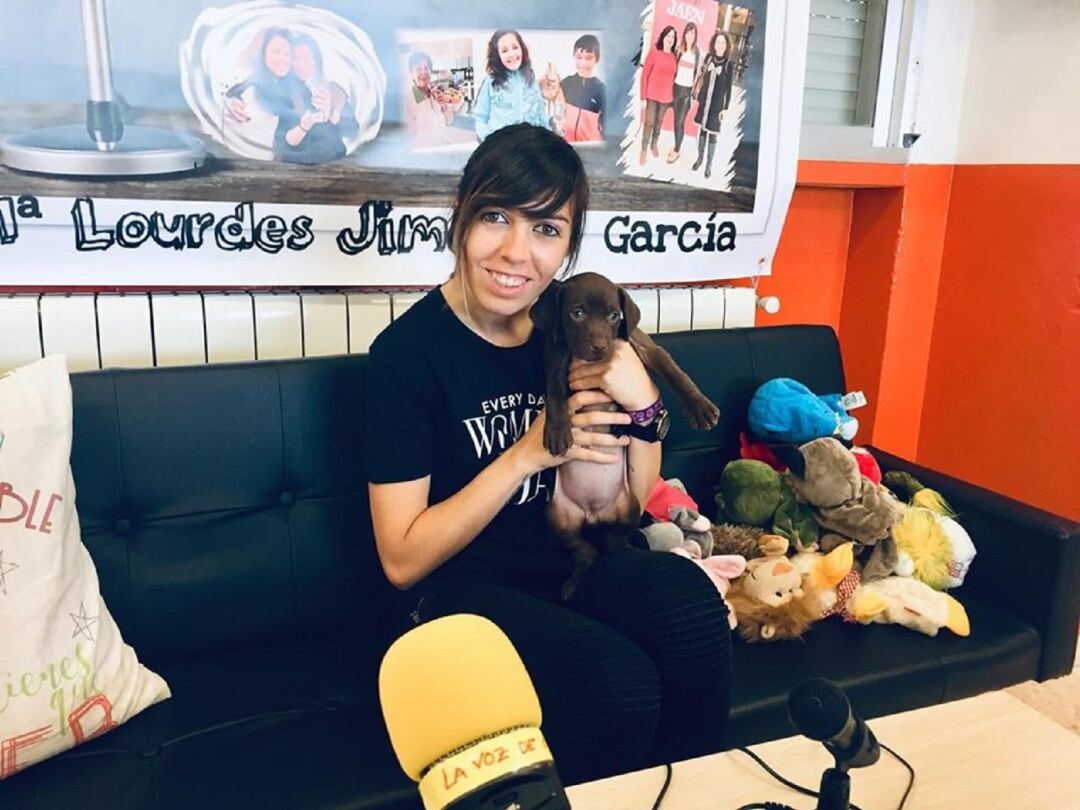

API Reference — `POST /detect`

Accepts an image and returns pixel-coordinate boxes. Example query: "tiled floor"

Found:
[1007,643,1080,735]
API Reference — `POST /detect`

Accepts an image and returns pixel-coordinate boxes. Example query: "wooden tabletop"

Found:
[567,691,1080,809]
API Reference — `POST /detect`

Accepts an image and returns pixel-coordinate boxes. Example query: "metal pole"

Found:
[81,0,115,102]
[80,0,123,148]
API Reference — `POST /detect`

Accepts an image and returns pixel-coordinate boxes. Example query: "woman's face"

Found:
[459,203,572,320]
[685,27,697,49]
[264,35,292,79]
[714,36,728,57]
[497,33,523,72]
[663,30,676,52]
[412,60,431,90]
[293,43,317,83]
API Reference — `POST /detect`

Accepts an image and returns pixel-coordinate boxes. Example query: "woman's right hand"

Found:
[225,96,250,123]
[512,390,632,475]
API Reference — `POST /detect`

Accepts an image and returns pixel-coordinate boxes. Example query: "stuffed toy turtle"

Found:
[714,460,819,551]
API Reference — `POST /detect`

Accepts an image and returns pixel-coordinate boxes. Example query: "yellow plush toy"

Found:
[847,576,970,637]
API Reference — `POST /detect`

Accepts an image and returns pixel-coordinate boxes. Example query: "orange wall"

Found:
[760,162,1077,521]
[871,165,954,459]
[918,165,1080,521]
[756,186,852,331]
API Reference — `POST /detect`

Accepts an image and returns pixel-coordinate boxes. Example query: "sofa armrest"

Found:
[868,447,1080,681]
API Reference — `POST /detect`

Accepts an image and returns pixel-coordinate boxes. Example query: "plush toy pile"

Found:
[641,377,976,643]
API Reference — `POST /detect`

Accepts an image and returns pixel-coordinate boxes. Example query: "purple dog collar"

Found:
[627,397,664,425]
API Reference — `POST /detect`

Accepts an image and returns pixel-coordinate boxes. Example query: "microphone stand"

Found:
[1,0,207,176]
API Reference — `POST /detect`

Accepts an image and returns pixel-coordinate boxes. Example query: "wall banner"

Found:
[0,1,809,286]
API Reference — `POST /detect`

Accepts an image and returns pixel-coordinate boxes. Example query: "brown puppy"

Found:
[531,272,721,598]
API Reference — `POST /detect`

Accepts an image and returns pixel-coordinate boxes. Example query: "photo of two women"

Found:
[222,27,360,164]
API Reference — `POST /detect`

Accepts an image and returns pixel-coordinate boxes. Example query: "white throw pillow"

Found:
[0,355,170,778]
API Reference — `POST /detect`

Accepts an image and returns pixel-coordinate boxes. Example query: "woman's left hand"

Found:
[568,340,660,412]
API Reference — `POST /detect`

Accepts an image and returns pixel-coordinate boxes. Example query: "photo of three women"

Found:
[639,22,735,179]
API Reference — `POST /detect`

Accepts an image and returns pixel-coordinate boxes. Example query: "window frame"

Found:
[799,0,925,162]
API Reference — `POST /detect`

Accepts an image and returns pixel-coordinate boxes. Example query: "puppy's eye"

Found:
[606,311,622,324]
[775,591,783,599]
[569,308,585,322]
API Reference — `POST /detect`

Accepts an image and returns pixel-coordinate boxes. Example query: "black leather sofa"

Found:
[4,325,1077,810]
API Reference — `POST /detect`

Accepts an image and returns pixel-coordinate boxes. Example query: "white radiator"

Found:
[0,287,757,374]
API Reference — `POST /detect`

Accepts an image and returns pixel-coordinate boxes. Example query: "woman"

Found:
[224,27,303,124]
[691,31,736,180]
[404,50,466,148]
[272,32,350,164]
[668,22,701,163]
[638,25,678,166]
[473,30,549,141]
[366,123,731,784]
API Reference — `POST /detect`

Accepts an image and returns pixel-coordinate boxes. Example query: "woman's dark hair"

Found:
[486,29,535,88]
[449,124,589,275]
[707,31,735,64]
[680,22,698,55]
[655,25,678,53]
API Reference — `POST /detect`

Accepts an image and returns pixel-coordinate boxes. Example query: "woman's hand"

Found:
[311,86,333,115]
[510,390,632,475]
[568,341,660,412]
[225,96,250,123]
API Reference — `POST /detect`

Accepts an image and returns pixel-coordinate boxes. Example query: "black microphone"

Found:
[788,678,880,769]
[786,679,881,810]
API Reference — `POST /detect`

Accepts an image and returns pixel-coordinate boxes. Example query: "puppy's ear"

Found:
[618,287,641,340]
[530,281,563,335]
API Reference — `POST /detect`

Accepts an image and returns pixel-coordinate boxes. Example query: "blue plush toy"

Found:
[748,378,859,444]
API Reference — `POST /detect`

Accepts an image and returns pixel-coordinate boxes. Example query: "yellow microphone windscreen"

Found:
[379,614,544,782]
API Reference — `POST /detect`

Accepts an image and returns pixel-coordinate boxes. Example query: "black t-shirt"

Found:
[366,287,570,593]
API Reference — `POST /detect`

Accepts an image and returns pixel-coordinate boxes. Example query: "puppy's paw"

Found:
[543,417,574,457]
[687,397,721,431]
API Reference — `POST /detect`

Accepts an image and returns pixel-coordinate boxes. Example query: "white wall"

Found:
[910,0,1080,165]
[906,0,974,164]
[955,0,1080,164]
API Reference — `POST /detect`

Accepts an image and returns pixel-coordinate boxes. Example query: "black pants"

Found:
[642,99,673,152]
[408,550,732,784]
[672,84,694,152]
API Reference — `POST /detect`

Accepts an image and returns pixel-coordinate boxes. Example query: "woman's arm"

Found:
[640,51,655,100]
[370,390,631,589]
[474,78,494,139]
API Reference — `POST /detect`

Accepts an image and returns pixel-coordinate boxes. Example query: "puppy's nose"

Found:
[589,343,607,359]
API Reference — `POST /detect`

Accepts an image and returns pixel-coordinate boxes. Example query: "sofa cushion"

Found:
[726,597,1041,747]
[0,356,170,779]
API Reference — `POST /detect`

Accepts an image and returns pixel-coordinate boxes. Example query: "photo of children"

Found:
[471,28,604,144]
[181,2,385,164]
[398,38,475,151]
[621,0,755,192]
[558,34,606,144]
